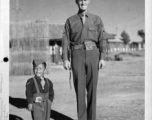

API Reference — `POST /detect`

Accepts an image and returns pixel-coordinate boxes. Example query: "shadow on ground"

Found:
[9,114,24,120]
[118,52,142,57]
[9,96,74,120]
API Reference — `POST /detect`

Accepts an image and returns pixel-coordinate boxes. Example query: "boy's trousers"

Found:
[31,77,52,120]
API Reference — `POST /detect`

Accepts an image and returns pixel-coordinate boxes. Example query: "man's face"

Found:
[34,64,46,77]
[76,0,90,12]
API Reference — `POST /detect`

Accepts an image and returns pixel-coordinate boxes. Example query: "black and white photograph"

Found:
[1,0,151,120]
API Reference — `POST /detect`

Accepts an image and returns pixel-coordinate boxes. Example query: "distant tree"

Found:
[120,30,131,45]
[138,29,145,44]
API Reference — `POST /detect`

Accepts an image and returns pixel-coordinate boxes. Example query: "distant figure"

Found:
[62,0,106,120]
[25,59,54,120]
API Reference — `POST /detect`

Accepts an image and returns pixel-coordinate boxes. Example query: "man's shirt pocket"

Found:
[88,26,98,41]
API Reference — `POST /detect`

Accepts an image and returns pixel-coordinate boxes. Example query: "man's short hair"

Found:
[75,0,90,3]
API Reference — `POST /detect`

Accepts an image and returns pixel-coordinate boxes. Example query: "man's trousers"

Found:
[71,47,100,120]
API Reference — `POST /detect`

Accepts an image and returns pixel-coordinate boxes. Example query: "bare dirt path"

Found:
[9,51,144,120]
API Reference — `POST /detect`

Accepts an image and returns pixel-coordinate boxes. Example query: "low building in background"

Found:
[9,21,144,75]
[129,41,144,50]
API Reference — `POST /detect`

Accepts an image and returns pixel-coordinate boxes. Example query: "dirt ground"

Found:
[9,51,145,120]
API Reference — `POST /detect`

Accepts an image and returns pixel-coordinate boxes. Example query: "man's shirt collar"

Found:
[77,11,90,18]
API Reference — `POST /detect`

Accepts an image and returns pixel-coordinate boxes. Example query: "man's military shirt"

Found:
[26,75,54,104]
[62,11,106,61]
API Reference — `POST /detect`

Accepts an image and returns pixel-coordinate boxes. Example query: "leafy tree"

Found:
[120,30,131,45]
[138,29,145,44]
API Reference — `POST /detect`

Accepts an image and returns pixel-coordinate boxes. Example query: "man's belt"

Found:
[71,41,96,50]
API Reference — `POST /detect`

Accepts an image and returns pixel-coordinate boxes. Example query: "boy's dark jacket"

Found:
[26,75,54,104]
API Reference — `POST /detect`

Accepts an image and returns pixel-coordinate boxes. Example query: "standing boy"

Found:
[62,0,106,120]
[26,59,54,120]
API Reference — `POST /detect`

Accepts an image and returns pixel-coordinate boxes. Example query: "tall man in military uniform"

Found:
[62,0,106,120]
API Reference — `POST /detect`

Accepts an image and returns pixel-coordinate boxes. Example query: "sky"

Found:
[10,0,145,42]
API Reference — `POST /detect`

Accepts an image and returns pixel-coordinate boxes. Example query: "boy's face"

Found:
[76,0,90,12]
[34,64,46,77]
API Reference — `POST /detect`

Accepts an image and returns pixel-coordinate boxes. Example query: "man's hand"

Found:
[63,60,71,70]
[99,59,105,69]
[28,104,33,111]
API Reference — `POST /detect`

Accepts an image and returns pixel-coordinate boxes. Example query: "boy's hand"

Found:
[28,104,33,111]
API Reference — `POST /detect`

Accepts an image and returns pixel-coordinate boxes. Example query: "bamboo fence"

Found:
[10,20,50,75]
